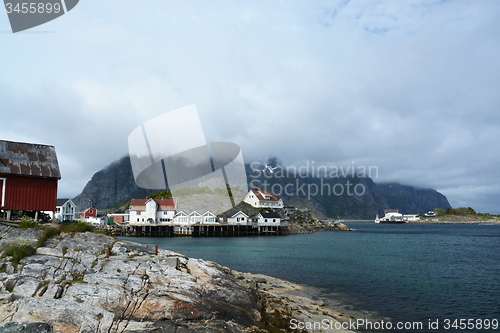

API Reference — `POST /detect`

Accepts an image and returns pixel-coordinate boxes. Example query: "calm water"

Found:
[119,223,500,332]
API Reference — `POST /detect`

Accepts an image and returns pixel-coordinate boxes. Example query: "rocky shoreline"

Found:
[87,220,353,237]
[285,220,352,234]
[0,225,356,332]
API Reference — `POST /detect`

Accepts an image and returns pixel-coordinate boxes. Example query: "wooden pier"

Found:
[119,225,284,237]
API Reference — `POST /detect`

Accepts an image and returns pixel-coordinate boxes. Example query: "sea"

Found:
[118,223,500,332]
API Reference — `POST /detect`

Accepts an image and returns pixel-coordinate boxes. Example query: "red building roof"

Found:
[130,198,177,211]
[81,207,97,218]
[0,140,60,211]
[250,190,281,202]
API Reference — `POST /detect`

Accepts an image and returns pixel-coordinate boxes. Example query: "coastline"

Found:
[90,219,354,237]
[0,224,359,332]
[338,219,500,225]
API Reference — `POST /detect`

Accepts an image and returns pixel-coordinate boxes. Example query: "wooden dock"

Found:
[119,225,285,237]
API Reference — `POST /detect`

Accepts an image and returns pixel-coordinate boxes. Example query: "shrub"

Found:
[37,227,60,247]
[1,241,37,267]
[59,221,94,234]
[19,216,39,230]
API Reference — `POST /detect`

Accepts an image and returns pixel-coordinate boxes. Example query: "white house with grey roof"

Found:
[226,211,250,225]
[44,198,76,221]
[251,212,281,226]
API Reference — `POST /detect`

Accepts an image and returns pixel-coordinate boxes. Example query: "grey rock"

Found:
[19,256,61,278]
[2,274,23,291]
[35,247,63,257]
[83,272,128,287]
[40,282,58,299]
[12,278,42,298]
[112,240,156,255]
[57,233,113,255]
[0,322,53,333]
[0,290,13,304]
[54,285,63,299]
[0,228,355,332]
[0,228,44,248]
[3,298,115,332]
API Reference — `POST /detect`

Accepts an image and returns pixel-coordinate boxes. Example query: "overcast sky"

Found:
[1,0,499,213]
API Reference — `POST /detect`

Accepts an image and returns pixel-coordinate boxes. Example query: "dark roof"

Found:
[260,212,281,218]
[56,198,73,206]
[229,210,248,218]
[0,140,61,179]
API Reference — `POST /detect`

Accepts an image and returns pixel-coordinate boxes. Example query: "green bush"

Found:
[19,216,40,230]
[59,221,94,234]
[148,190,173,199]
[171,186,212,196]
[37,227,60,247]
[1,241,37,267]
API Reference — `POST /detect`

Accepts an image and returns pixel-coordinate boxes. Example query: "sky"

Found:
[1,0,499,214]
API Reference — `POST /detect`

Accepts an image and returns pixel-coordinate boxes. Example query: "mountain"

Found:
[376,183,451,215]
[72,156,452,219]
[72,156,156,211]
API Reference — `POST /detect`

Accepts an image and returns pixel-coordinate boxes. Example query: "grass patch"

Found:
[37,227,60,248]
[1,242,37,268]
[69,272,86,285]
[59,222,94,234]
[19,216,43,230]
[62,246,68,255]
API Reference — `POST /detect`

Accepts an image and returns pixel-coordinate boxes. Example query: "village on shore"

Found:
[0,140,360,332]
[1,139,350,235]
[2,139,495,235]
[48,189,351,236]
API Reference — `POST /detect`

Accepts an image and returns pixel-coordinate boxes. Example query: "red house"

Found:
[0,140,61,220]
[80,207,97,219]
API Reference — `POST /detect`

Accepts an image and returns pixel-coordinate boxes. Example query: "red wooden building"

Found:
[0,140,61,220]
[80,207,97,219]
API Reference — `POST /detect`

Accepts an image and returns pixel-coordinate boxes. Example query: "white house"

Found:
[403,214,420,222]
[251,212,281,226]
[202,211,217,224]
[44,199,76,221]
[172,210,218,225]
[227,211,249,226]
[243,190,284,209]
[173,211,190,225]
[84,216,108,225]
[189,211,202,224]
[376,209,404,223]
[129,198,177,225]
[106,213,129,224]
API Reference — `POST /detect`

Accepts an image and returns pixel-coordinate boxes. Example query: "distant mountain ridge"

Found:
[72,156,451,219]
